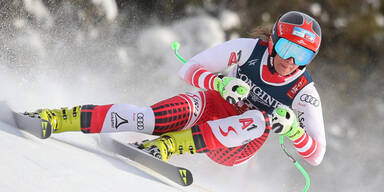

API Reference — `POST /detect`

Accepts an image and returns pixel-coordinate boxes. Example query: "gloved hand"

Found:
[271,105,304,141]
[213,75,250,104]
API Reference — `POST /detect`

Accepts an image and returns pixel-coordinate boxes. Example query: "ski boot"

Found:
[25,106,82,137]
[139,128,197,162]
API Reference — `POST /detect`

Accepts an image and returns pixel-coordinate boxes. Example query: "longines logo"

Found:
[111,112,128,129]
[238,71,281,109]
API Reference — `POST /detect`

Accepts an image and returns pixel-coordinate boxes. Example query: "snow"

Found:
[2,2,384,192]
[376,14,384,27]
[22,0,53,27]
[23,0,51,20]
[0,122,182,192]
[0,118,287,192]
[219,10,241,30]
[92,0,118,21]
[310,3,322,17]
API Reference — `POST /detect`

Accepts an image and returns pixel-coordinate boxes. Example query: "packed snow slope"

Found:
[0,121,186,192]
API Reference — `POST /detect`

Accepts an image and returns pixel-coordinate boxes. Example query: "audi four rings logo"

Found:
[136,113,144,130]
[300,94,319,107]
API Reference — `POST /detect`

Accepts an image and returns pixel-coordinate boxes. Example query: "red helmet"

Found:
[268,11,322,66]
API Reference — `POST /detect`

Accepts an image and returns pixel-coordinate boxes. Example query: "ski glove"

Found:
[213,75,250,104]
[271,105,304,141]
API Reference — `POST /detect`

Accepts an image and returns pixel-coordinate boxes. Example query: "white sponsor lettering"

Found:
[238,71,281,109]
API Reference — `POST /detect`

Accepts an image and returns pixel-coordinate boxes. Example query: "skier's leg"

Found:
[198,110,271,166]
[81,91,226,135]
[141,109,271,163]
[150,91,208,135]
[34,104,154,134]
[78,91,208,135]
[79,104,155,134]
[34,90,238,137]
[141,91,272,162]
[33,91,211,135]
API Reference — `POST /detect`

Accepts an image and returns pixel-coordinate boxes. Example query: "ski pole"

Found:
[171,41,311,191]
[280,135,310,192]
[171,41,186,64]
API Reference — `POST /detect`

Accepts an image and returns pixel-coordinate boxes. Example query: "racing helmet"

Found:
[268,11,322,66]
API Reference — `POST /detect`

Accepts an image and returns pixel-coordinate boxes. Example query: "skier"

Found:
[32,11,325,166]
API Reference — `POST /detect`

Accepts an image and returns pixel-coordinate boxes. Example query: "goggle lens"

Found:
[274,38,315,66]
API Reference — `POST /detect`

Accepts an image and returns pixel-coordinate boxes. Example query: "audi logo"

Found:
[136,113,144,130]
[300,94,319,107]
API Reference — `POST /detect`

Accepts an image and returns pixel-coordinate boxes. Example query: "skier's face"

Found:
[273,54,300,76]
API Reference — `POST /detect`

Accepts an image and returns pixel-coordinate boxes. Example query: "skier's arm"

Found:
[178,38,258,90]
[291,83,326,166]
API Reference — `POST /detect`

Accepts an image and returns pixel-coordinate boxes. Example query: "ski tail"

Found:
[127,142,193,186]
[0,102,52,139]
[99,136,193,187]
[14,112,52,139]
[113,140,193,186]
[177,167,193,186]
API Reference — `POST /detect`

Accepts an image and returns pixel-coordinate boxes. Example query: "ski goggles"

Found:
[274,38,315,66]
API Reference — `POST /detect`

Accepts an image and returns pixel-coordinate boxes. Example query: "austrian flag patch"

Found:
[287,75,308,99]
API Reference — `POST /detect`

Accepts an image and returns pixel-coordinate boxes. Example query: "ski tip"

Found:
[178,168,193,186]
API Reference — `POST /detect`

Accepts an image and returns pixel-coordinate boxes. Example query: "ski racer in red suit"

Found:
[35,11,326,166]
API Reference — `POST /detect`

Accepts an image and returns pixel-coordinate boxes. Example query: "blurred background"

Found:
[0,0,383,191]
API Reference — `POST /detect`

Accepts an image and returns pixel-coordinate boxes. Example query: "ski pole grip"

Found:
[171,41,180,51]
[172,41,187,64]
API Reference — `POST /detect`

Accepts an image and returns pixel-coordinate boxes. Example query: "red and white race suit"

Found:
[80,38,326,166]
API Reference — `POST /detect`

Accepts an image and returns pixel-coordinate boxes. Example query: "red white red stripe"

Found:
[185,64,218,90]
[293,132,318,159]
